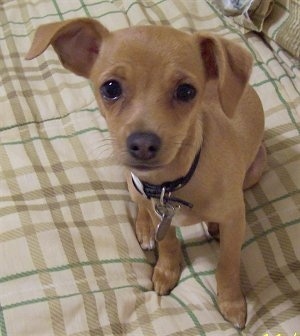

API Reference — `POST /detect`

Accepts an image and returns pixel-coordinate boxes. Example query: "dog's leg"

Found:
[135,205,156,250]
[243,144,266,190]
[135,205,182,294]
[152,226,183,295]
[216,206,247,329]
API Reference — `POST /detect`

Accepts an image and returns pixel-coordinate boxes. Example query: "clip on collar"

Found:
[131,150,201,208]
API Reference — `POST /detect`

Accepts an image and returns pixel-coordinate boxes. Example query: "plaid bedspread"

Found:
[1,1,299,335]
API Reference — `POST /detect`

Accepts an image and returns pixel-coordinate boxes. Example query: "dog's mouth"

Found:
[128,162,164,172]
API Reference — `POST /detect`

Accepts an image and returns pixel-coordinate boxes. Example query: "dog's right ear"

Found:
[26,18,109,78]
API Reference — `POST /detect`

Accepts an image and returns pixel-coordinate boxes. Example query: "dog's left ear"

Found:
[198,34,253,118]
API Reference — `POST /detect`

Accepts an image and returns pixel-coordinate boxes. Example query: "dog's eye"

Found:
[175,83,197,102]
[100,80,122,101]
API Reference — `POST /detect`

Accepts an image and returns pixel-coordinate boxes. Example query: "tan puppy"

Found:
[26,18,266,329]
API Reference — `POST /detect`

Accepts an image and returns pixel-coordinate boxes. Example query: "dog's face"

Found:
[91,26,205,172]
[26,19,252,175]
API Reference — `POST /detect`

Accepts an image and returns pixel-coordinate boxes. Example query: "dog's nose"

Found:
[127,132,161,160]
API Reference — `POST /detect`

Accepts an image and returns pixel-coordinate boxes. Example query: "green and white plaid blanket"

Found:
[1,1,299,335]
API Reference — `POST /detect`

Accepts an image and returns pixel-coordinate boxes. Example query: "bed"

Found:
[1,1,299,335]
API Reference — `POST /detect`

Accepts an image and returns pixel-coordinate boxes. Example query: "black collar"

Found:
[131,150,201,208]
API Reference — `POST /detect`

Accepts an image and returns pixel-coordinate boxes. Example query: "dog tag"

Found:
[155,203,175,241]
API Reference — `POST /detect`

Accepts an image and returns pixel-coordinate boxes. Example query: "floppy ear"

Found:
[26,18,109,78]
[198,34,253,118]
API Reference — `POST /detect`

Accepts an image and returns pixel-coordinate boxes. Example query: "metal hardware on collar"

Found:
[131,149,201,208]
[131,172,147,198]
[154,201,175,241]
[160,187,166,205]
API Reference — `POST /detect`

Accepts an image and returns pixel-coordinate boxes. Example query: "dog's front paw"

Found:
[152,263,181,295]
[218,294,247,329]
[135,208,156,250]
[136,223,155,250]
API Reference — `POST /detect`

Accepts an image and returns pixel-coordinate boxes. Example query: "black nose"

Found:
[127,132,161,160]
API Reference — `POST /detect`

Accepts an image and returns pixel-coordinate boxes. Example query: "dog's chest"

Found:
[171,207,202,227]
[168,166,230,225]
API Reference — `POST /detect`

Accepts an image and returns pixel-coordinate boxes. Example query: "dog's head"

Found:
[26,19,252,176]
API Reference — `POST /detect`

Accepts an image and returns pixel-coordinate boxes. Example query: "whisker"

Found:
[87,137,114,159]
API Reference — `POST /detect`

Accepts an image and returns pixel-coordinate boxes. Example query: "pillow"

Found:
[262,0,300,59]
[211,0,274,31]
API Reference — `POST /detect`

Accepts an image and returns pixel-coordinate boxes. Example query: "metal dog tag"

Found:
[155,203,175,241]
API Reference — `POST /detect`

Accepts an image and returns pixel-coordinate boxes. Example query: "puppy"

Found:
[26,18,266,329]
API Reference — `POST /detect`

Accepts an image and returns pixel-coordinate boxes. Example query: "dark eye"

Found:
[100,80,122,101]
[174,83,197,102]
